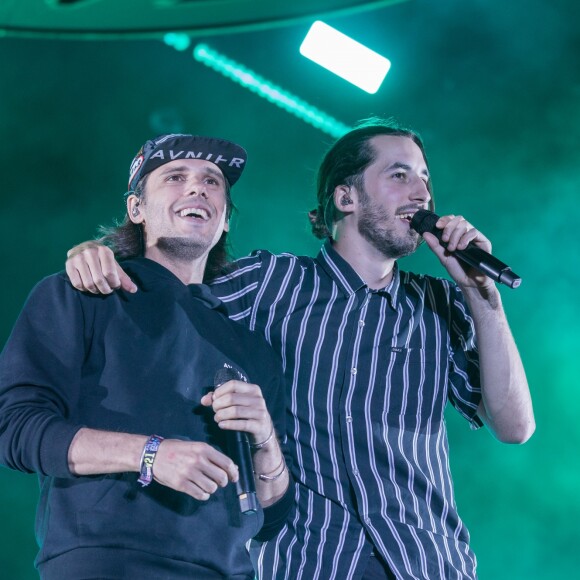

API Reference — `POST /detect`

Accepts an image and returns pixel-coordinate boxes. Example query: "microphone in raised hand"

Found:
[214,365,259,515]
[410,209,521,289]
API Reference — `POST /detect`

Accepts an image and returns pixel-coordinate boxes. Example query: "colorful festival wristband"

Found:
[137,434,164,487]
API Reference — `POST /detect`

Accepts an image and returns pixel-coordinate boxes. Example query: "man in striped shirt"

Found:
[66,119,535,579]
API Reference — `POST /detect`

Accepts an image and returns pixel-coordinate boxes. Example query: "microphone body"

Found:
[410,210,521,289]
[214,366,258,515]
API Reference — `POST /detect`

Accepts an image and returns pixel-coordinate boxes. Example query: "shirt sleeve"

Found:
[254,480,295,542]
[0,274,86,477]
[210,252,267,326]
[446,284,484,429]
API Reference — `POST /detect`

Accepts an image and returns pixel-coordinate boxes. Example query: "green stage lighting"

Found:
[193,43,351,138]
[300,21,391,94]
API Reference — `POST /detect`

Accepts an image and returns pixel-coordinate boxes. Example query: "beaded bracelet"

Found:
[137,434,164,487]
[257,457,287,482]
[250,426,275,450]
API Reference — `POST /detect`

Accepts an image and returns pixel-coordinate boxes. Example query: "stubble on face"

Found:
[156,236,214,262]
[155,204,227,263]
[357,185,422,259]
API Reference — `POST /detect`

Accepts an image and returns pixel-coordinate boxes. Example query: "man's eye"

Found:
[392,172,406,180]
[166,174,183,181]
[205,178,218,185]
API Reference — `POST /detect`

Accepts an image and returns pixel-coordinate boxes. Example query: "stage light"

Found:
[163,32,190,51]
[193,43,351,138]
[300,21,391,94]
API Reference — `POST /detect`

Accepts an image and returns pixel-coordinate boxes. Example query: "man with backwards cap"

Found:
[0,134,292,579]
[63,118,533,579]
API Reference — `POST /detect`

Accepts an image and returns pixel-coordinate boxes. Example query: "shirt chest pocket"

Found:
[380,347,448,431]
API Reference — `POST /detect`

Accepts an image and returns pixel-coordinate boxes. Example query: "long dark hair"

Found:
[309,117,434,239]
[99,174,235,282]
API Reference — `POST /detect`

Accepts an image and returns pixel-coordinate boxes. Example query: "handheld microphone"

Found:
[410,210,522,289]
[214,366,258,515]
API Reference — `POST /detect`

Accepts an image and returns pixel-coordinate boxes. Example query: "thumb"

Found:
[422,232,442,252]
[200,392,214,407]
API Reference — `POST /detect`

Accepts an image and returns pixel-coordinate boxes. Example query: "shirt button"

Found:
[364,517,371,525]
[358,320,365,328]
[353,470,359,477]
[351,367,357,375]
[346,416,353,423]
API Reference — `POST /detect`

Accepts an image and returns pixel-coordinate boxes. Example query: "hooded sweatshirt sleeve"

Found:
[0,273,87,478]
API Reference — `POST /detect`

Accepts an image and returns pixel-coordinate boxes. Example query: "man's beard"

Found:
[157,237,212,262]
[357,189,421,259]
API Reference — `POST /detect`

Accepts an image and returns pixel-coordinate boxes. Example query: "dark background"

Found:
[1,0,578,577]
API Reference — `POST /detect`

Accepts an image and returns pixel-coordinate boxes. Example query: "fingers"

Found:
[211,381,268,419]
[65,242,137,294]
[424,215,496,289]
[154,440,238,501]
[435,215,492,253]
[208,381,273,442]
[66,240,101,260]
[66,258,87,293]
[118,268,138,293]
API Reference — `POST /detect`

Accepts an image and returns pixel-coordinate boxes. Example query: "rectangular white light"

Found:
[300,21,391,94]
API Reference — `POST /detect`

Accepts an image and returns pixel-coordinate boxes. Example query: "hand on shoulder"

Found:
[66,240,137,294]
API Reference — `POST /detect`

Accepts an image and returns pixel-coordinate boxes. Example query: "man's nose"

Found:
[186,184,208,198]
[410,177,431,204]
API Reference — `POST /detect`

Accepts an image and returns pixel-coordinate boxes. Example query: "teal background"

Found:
[1,0,579,577]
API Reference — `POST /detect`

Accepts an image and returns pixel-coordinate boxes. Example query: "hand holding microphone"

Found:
[155,367,275,509]
[410,210,521,289]
[211,366,259,514]
[207,365,284,514]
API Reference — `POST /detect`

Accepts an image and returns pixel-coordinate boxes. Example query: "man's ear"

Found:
[333,185,355,214]
[127,195,144,224]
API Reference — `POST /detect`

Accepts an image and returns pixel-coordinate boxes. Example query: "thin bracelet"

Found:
[257,457,286,482]
[250,426,275,450]
[137,434,164,487]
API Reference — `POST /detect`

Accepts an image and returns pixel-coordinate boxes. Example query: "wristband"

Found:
[137,434,164,487]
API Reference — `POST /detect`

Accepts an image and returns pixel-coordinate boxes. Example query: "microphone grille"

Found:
[410,209,439,235]
[214,365,245,387]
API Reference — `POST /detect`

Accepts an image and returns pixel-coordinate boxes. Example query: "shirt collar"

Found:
[316,240,402,307]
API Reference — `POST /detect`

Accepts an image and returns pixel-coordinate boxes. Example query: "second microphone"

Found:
[214,365,259,515]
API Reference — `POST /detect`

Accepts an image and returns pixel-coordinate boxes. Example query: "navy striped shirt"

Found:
[211,242,483,580]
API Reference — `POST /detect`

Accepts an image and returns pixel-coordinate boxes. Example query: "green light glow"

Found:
[300,21,391,94]
[193,43,351,139]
